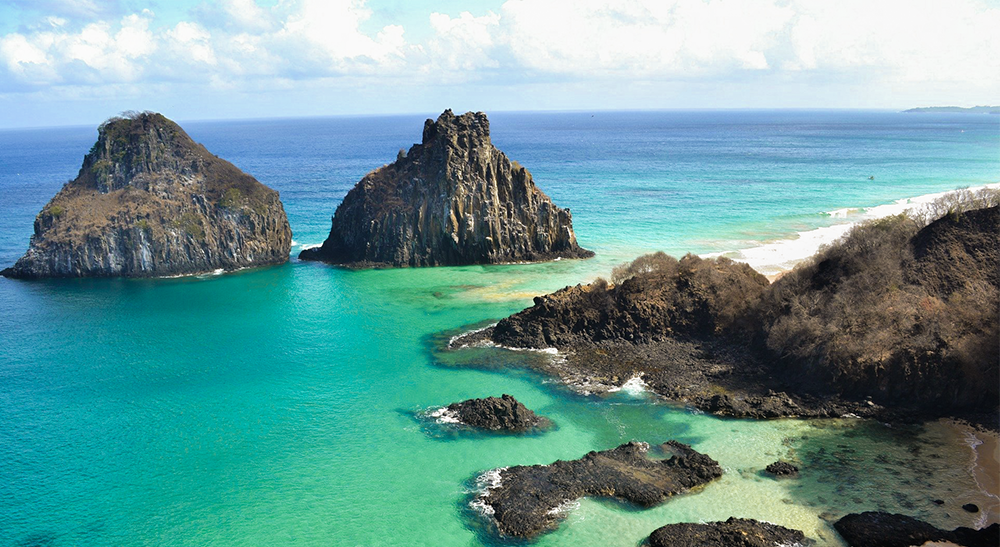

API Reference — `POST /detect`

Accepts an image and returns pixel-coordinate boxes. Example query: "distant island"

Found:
[904,106,999,114]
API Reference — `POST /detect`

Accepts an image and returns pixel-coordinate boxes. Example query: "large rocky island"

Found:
[453,198,999,423]
[2,112,291,279]
[299,110,593,267]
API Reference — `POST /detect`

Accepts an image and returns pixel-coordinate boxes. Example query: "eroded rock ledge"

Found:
[446,394,550,432]
[474,440,722,539]
[2,111,291,278]
[299,109,593,268]
[449,255,879,420]
[833,511,999,547]
[647,517,806,547]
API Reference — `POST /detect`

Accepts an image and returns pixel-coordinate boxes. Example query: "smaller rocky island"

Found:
[2,111,291,278]
[473,440,722,539]
[647,517,805,547]
[300,109,593,268]
[442,394,550,432]
[834,511,999,547]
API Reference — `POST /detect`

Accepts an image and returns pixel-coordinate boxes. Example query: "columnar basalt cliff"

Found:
[2,112,291,279]
[299,109,593,267]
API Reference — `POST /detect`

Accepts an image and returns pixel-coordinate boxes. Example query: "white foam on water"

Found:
[447,323,498,349]
[469,467,508,517]
[300,242,323,250]
[960,428,1000,529]
[427,407,462,425]
[703,183,1000,276]
[545,499,581,516]
[607,375,648,397]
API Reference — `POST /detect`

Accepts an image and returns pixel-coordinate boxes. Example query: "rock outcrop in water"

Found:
[2,112,291,278]
[474,440,722,539]
[299,109,593,267]
[764,460,799,477]
[446,394,550,432]
[834,511,999,547]
[647,517,805,547]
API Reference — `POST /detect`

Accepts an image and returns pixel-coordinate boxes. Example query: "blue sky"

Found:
[0,0,998,129]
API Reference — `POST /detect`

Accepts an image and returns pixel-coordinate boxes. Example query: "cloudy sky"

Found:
[1,0,998,128]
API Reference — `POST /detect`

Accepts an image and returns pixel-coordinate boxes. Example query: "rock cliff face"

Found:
[2,112,291,278]
[299,109,592,267]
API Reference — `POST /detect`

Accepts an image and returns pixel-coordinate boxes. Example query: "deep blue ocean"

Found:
[0,111,997,546]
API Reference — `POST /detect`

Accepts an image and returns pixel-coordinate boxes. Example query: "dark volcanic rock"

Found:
[962,503,980,513]
[474,440,722,539]
[470,205,1000,424]
[299,109,592,268]
[446,394,549,432]
[764,460,799,477]
[472,253,871,419]
[834,511,999,547]
[648,517,805,547]
[2,112,291,278]
[492,253,769,348]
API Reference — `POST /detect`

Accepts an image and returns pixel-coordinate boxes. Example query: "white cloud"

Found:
[273,0,408,73]
[166,22,217,66]
[426,11,501,72]
[0,0,996,105]
[499,0,791,75]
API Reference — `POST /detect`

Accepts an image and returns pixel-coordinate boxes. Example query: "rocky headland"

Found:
[443,394,550,432]
[647,517,805,547]
[451,201,999,425]
[2,112,291,278]
[473,440,722,539]
[299,109,592,267]
[833,511,1000,547]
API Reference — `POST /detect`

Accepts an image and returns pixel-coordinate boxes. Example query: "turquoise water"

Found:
[1,111,998,546]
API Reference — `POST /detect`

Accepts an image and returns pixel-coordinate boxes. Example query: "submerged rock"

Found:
[765,460,799,477]
[2,112,291,278]
[299,109,593,267]
[834,511,999,547]
[474,440,722,539]
[446,394,549,432]
[648,517,805,547]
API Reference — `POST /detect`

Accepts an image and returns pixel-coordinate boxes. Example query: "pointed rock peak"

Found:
[84,111,200,194]
[301,109,593,268]
[421,109,491,146]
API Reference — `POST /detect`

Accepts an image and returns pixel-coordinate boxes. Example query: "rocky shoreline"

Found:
[450,326,886,421]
